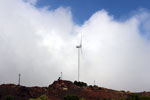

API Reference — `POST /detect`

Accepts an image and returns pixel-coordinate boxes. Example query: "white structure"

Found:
[76,37,82,82]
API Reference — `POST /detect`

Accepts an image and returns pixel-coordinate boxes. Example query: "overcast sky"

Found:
[0,0,150,92]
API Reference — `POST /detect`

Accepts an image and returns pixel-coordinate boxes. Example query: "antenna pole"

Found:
[18,73,21,86]
[61,72,62,80]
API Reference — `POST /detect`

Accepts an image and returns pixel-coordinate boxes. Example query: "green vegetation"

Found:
[74,81,87,87]
[80,97,85,100]
[118,98,124,100]
[102,98,107,100]
[120,90,126,93]
[102,98,124,100]
[101,93,150,100]
[64,95,79,100]
[127,93,150,100]
[5,95,14,100]
[29,95,49,100]
[63,95,85,100]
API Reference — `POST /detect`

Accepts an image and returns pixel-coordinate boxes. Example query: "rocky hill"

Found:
[0,80,150,100]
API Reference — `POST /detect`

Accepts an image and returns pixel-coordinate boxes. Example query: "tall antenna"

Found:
[61,72,62,80]
[18,73,21,86]
[76,36,82,82]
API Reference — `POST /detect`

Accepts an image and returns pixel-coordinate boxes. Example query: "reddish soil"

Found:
[0,80,150,100]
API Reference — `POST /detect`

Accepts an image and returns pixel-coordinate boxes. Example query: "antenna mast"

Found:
[61,72,62,80]
[18,73,21,86]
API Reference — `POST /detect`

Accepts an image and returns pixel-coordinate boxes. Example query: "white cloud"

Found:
[0,0,150,92]
[78,10,150,91]
[24,0,37,5]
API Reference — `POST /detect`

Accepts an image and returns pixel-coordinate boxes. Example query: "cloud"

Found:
[24,0,37,5]
[0,0,150,92]
[78,10,150,91]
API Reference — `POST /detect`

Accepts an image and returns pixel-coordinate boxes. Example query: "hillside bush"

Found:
[102,98,107,100]
[64,95,79,100]
[127,93,150,100]
[118,98,124,100]
[74,81,87,87]
[63,95,85,100]
[29,95,49,100]
[127,93,140,100]
[140,96,150,100]
[5,95,14,100]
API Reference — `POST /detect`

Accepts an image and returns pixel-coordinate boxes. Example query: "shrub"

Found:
[80,97,85,100]
[102,98,107,100]
[127,93,140,100]
[120,90,126,93]
[29,98,35,100]
[74,81,87,87]
[140,96,150,100]
[118,98,124,100]
[5,95,14,100]
[64,95,80,100]
[39,95,49,100]
[29,95,49,100]
[127,93,150,100]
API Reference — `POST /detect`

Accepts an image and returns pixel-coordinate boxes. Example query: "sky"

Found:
[0,0,150,92]
[36,0,150,24]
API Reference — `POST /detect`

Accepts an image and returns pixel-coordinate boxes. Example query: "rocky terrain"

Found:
[0,80,150,100]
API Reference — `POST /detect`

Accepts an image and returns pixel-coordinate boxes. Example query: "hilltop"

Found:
[0,80,150,100]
